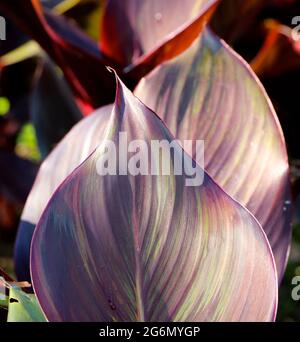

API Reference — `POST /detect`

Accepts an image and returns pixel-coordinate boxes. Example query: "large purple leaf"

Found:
[100,0,219,78]
[30,75,277,322]
[134,28,292,282]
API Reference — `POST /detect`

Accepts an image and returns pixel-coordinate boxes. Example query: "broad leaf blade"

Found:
[30,76,277,322]
[134,29,292,281]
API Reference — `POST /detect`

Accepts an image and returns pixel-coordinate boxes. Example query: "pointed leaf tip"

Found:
[30,78,277,322]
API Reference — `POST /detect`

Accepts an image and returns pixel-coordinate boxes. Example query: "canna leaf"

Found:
[100,0,219,78]
[134,28,292,281]
[30,75,277,322]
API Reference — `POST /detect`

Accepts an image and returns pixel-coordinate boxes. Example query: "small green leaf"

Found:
[7,287,47,322]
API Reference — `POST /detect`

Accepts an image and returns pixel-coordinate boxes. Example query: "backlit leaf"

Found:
[30,75,277,321]
[134,28,292,281]
[101,0,219,78]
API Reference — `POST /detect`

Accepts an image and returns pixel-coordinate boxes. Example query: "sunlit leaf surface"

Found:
[30,76,277,322]
[134,28,292,281]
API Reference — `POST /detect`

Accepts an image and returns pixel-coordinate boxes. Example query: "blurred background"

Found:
[0,0,299,321]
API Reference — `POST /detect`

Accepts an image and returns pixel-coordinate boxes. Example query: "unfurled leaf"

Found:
[0,0,116,109]
[30,75,277,322]
[7,286,46,322]
[134,28,291,281]
[100,0,219,78]
[30,57,82,158]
